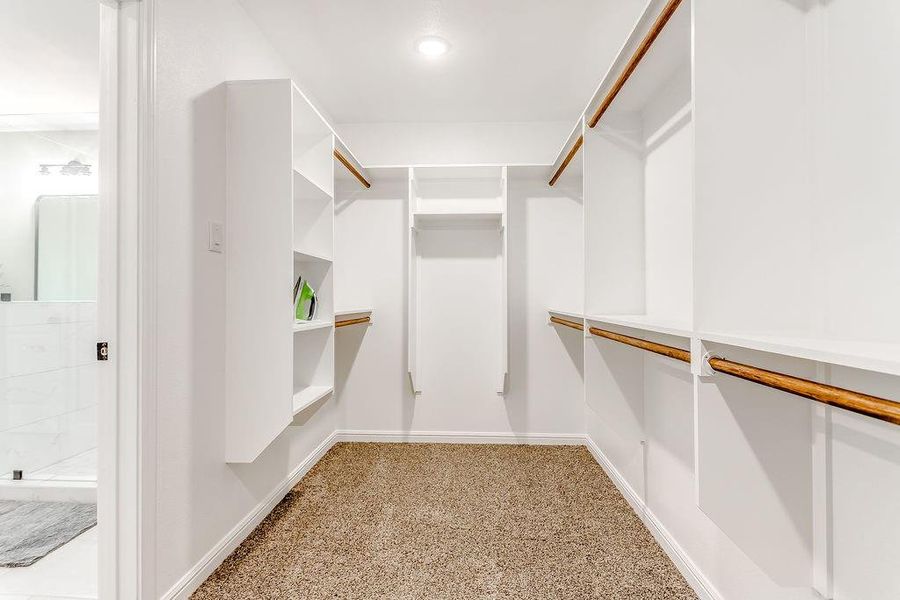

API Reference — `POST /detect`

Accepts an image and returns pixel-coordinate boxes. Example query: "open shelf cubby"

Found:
[293,169,333,261]
[408,166,508,395]
[292,325,334,419]
[584,0,691,331]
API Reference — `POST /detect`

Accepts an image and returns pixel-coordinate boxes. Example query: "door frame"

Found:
[98,0,156,598]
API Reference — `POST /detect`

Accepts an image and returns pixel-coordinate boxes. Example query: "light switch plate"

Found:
[208,221,224,253]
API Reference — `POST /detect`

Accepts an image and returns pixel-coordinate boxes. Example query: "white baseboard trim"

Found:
[583,436,721,600]
[334,429,585,445]
[160,431,339,600]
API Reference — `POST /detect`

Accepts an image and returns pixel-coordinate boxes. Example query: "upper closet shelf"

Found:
[699,331,900,377]
[293,248,332,263]
[549,0,686,184]
[586,314,693,339]
[548,308,584,321]
[294,168,333,200]
[412,210,503,230]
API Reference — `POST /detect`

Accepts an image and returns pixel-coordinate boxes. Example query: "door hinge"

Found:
[97,341,109,361]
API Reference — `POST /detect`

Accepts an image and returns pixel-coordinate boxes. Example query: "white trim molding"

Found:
[97,0,157,598]
[97,0,158,598]
[335,429,586,445]
[160,432,340,600]
[583,436,720,600]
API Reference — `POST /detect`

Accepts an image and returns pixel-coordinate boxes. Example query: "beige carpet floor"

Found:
[193,443,696,600]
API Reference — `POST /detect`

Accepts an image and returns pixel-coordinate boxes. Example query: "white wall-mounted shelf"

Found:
[412,211,503,230]
[292,385,333,416]
[335,308,373,329]
[698,331,900,378]
[335,308,372,318]
[586,314,692,339]
[293,320,333,333]
[293,168,332,202]
[548,308,585,322]
[335,308,373,322]
[225,78,336,463]
[293,248,332,263]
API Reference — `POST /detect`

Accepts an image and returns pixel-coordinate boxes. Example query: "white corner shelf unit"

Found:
[408,166,508,395]
[224,79,338,463]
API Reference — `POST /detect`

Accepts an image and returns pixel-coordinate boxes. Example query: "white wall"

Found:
[505,174,584,434]
[333,173,411,431]
[153,0,337,595]
[0,131,98,301]
[336,121,573,167]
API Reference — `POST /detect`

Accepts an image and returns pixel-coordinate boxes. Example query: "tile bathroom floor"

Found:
[0,525,96,600]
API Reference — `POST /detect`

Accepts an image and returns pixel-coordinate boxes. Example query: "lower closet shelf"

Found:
[292,385,333,415]
[699,330,900,378]
[293,320,332,333]
[335,308,373,328]
[548,308,584,321]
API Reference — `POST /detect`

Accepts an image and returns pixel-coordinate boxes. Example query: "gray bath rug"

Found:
[0,500,96,567]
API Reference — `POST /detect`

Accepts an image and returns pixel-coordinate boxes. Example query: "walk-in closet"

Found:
[2,0,898,598]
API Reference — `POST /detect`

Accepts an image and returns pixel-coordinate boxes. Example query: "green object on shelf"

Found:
[294,278,317,321]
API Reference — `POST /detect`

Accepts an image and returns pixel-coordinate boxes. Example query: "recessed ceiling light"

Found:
[416,36,450,58]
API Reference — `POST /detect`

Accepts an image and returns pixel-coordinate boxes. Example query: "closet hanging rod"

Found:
[549,135,583,186]
[335,316,371,328]
[588,326,690,363]
[587,0,684,129]
[333,148,371,189]
[550,316,584,331]
[707,357,900,426]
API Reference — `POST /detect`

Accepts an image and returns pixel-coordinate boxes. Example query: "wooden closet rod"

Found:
[588,326,690,363]
[587,0,684,128]
[707,357,900,426]
[550,316,584,331]
[335,316,370,328]
[549,135,583,186]
[587,321,900,426]
[333,148,371,189]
